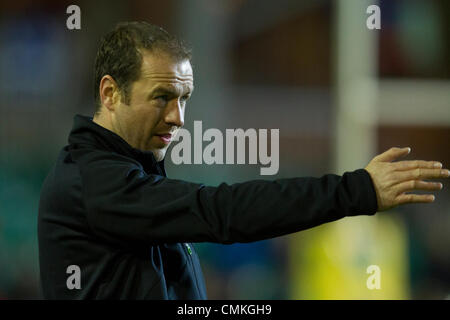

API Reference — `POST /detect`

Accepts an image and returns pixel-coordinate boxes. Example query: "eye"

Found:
[155,95,169,102]
[180,94,191,102]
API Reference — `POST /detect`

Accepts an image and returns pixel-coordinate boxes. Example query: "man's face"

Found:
[112,50,193,161]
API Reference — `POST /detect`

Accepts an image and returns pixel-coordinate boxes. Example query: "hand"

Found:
[364,147,450,211]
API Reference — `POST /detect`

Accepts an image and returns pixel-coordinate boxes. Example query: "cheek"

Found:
[134,104,162,134]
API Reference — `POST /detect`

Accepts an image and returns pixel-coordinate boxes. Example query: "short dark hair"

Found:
[93,21,192,113]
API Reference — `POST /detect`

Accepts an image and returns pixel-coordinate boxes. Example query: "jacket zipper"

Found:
[183,243,202,297]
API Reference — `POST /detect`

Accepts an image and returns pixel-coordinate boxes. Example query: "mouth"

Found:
[155,133,172,145]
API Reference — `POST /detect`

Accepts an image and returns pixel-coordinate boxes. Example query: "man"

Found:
[38,21,449,299]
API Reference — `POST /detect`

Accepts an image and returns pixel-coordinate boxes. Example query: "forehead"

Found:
[139,50,193,90]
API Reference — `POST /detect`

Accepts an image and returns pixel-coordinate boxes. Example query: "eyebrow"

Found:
[150,85,194,97]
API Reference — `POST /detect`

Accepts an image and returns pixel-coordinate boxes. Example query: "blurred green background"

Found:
[0,0,449,299]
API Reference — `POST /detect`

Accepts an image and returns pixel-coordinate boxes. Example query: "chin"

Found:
[151,149,167,162]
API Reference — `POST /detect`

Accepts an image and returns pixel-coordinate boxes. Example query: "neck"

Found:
[93,112,114,133]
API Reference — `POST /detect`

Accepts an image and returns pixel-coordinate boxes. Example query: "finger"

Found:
[393,180,443,195]
[396,193,435,205]
[393,168,450,182]
[374,147,411,162]
[393,160,442,171]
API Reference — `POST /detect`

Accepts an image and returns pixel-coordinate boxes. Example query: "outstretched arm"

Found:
[69,145,378,247]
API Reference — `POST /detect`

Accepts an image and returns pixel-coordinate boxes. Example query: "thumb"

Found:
[375,147,411,162]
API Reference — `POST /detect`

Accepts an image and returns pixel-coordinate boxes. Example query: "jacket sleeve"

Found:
[70,146,378,246]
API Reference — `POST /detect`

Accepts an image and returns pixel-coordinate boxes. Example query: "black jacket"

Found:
[38,114,378,299]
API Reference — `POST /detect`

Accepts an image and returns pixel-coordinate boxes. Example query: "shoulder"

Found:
[68,143,142,170]
[39,146,82,205]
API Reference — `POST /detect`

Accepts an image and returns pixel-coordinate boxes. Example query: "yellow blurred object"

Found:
[289,213,410,299]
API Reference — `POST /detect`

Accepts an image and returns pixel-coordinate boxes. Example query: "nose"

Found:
[164,99,184,128]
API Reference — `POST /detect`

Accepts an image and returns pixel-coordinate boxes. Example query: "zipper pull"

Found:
[185,243,192,255]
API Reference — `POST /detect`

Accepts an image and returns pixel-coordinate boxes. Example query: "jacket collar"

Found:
[68,114,166,176]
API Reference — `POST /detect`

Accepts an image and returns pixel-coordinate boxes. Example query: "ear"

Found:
[99,75,121,111]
